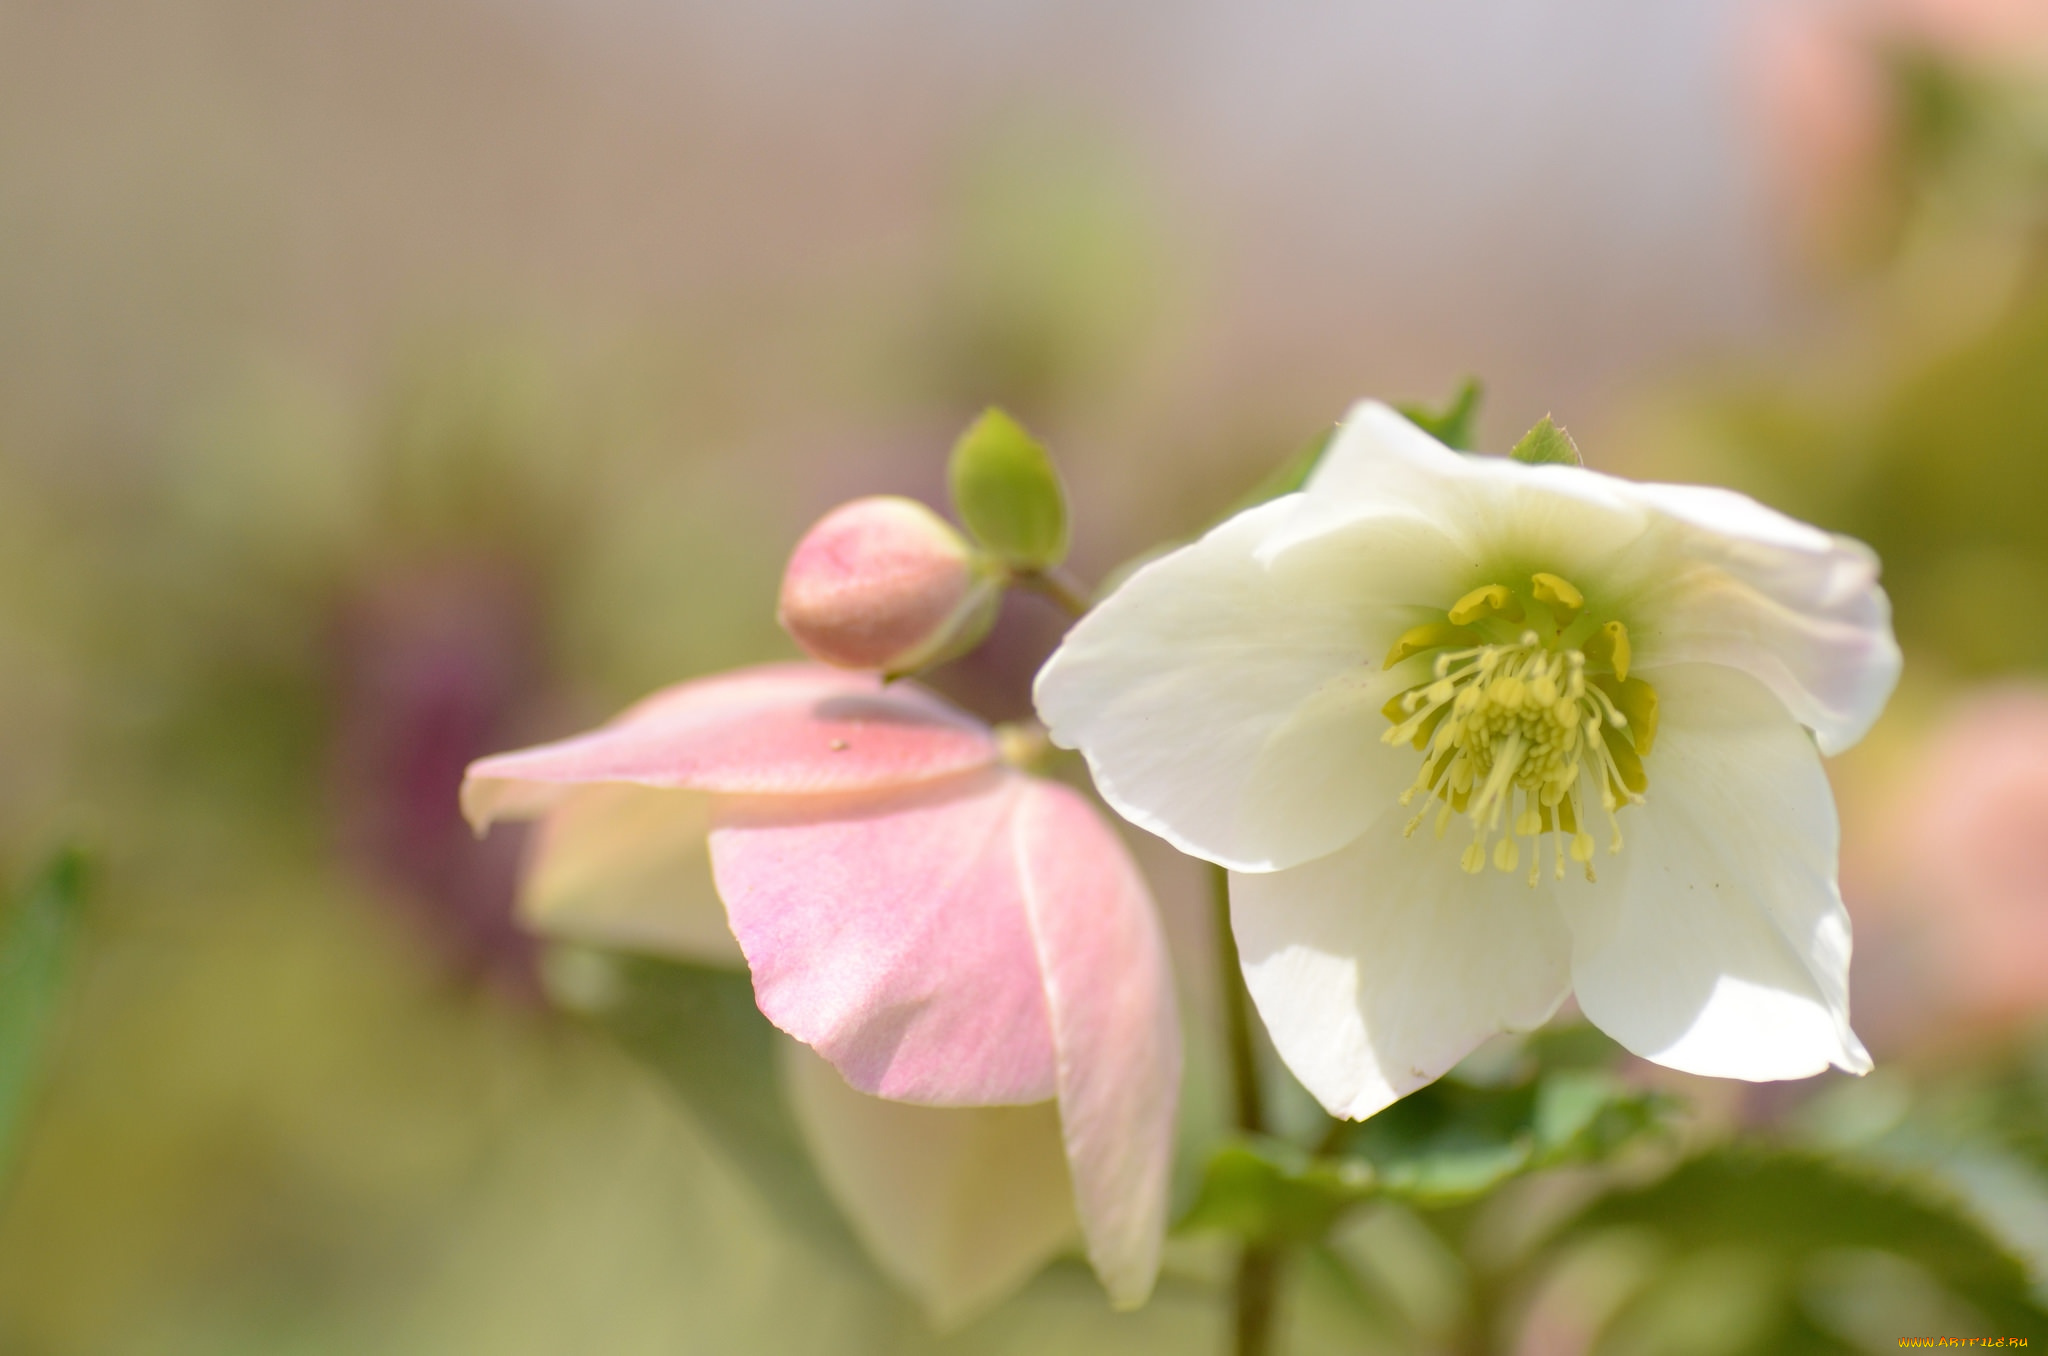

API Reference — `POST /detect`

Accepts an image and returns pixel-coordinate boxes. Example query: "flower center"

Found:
[1378,575,1658,886]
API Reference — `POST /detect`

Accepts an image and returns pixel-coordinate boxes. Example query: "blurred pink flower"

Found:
[1744,0,2048,263]
[329,560,550,998]
[1895,685,2048,1025]
[1884,0,2048,64]
[461,663,1180,1323]
[1748,0,1896,261]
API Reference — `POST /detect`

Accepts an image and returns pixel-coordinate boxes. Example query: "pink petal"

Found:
[1013,778,1181,1310]
[708,768,1059,1106]
[461,664,997,827]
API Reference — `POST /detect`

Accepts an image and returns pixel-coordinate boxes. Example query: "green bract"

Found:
[1397,377,1483,451]
[1510,414,1583,466]
[948,408,1070,570]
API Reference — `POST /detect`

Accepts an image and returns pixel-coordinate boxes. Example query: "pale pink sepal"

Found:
[1013,779,1181,1310]
[460,664,997,829]
[780,1042,1077,1330]
[520,783,744,968]
[709,769,1060,1106]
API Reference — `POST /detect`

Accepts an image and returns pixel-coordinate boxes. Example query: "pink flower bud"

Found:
[778,496,998,673]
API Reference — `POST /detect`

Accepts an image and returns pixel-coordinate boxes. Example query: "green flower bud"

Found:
[947,408,1070,570]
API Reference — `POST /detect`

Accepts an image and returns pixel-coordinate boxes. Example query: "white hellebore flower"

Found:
[1036,402,1900,1119]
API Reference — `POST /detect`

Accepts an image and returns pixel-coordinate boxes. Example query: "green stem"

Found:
[1234,1243,1281,1356]
[1213,864,1265,1137]
[1213,863,1281,1356]
[1429,1206,1504,1356]
[1011,567,1092,618]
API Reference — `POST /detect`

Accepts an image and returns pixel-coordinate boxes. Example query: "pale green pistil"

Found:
[1380,576,1658,886]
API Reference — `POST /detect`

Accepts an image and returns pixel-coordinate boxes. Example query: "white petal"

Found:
[520,783,743,968]
[1617,483,1899,754]
[1035,498,1386,871]
[1230,814,1574,1121]
[1280,400,1653,585]
[1558,663,1870,1081]
[1305,399,1472,497]
[1307,402,1899,755]
[1234,663,1429,871]
[779,1042,1076,1330]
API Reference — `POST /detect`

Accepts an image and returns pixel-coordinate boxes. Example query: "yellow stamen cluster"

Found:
[1380,575,1657,886]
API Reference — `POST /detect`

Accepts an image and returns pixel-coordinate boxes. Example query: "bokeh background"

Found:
[3,0,2047,1351]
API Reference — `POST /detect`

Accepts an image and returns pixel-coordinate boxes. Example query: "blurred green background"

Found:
[2,1,2047,1351]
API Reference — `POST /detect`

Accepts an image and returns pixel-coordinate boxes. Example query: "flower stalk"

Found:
[1214,863,1282,1356]
[1010,565,1093,619]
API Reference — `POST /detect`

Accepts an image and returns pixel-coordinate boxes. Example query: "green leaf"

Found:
[1179,1136,1376,1246]
[0,849,89,1190]
[1524,1020,1640,1072]
[1397,378,1484,450]
[947,407,1070,569]
[1181,1028,1677,1247]
[1326,1029,1676,1208]
[1559,1148,2048,1352]
[1510,414,1583,466]
[565,951,874,1274]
